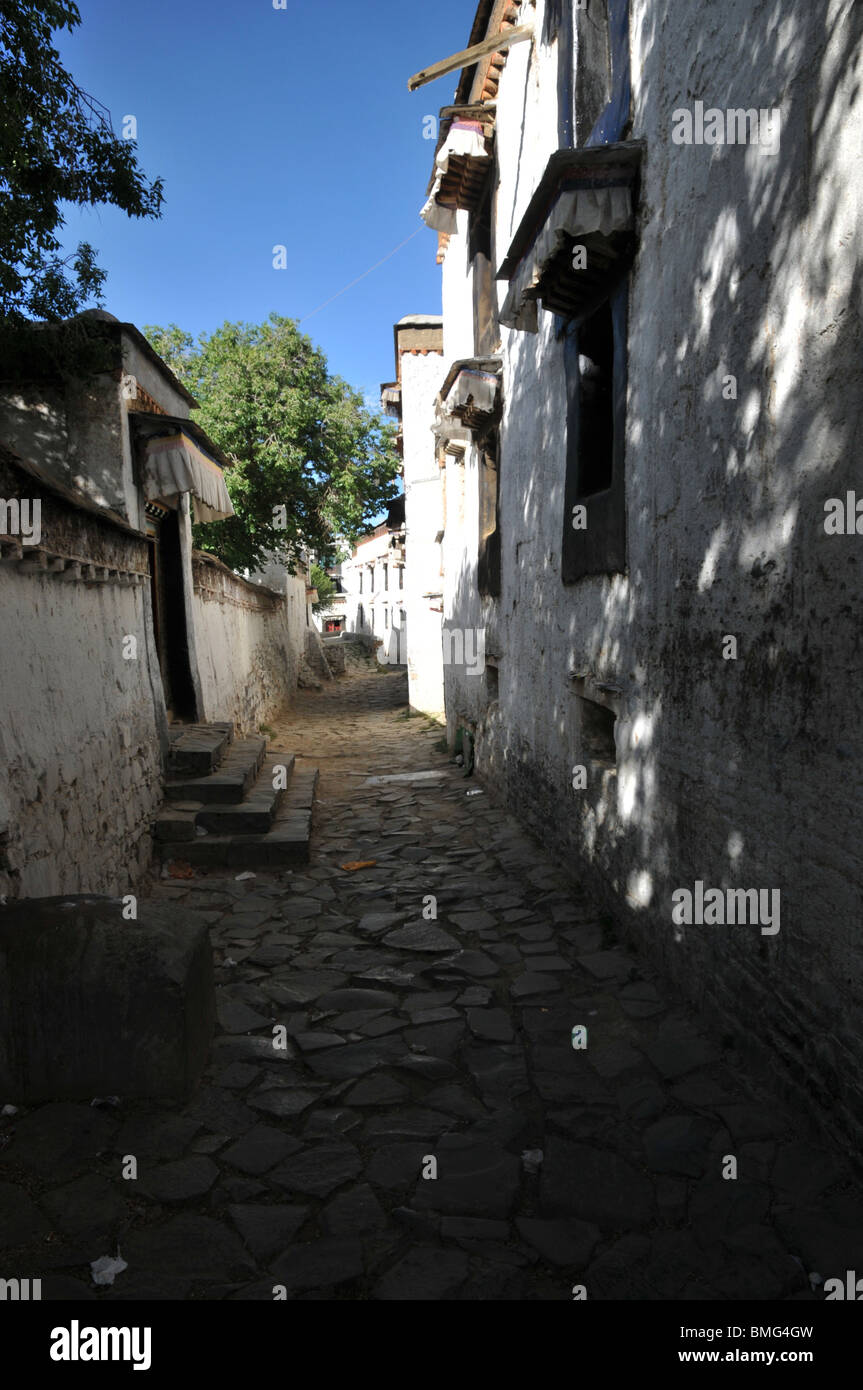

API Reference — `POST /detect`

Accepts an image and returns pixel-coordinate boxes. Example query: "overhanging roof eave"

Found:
[129,411,233,472]
[497,141,646,281]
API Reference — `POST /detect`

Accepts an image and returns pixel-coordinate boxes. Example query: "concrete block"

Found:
[0,896,215,1102]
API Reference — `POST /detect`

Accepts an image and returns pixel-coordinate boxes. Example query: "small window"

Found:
[573,301,614,498]
[385,608,389,629]
[478,427,501,598]
[561,280,627,583]
[399,566,404,590]
[486,665,499,701]
[383,562,388,591]
[359,570,363,594]
[576,0,612,145]
[583,0,632,147]
[579,695,616,767]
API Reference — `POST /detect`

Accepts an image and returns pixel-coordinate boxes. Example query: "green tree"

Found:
[0,0,164,321]
[310,563,337,614]
[145,315,401,574]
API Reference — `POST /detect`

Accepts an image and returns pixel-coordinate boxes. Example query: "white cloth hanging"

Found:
[142,431,234,523]
[500,184,633,332]
[420,120,491,234]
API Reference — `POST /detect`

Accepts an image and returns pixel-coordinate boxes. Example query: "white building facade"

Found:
[382,318,446,716]
[416,0,863,1142]
[338,518,408,666]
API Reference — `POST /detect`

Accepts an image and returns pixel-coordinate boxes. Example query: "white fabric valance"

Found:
[432,396,471,446]
[500,184,633,332]
[421,120,491,234]
[142,432,234,523]
[445,367,500,417]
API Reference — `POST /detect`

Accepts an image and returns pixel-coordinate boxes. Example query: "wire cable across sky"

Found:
[299,227,424,324]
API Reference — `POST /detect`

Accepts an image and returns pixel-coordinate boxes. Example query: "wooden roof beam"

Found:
[438,101,497,120]
[408,24,534,92]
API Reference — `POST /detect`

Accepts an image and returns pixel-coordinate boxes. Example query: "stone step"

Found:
[195,753,294,835]
[167,722,234,778]
[153,753,293,842]
[164,736,266,804]
[157,766,318,871]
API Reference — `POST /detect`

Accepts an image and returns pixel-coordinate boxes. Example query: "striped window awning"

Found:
[437,357,502,436]
[380,383,402,417]
[142,430,234,523]
[498,143,644,332]
[421,119,493,234]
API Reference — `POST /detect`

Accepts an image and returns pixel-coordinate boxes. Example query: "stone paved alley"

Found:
[1,671,860,1300]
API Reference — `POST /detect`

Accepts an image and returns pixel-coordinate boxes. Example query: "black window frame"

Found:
[561,275,628,583]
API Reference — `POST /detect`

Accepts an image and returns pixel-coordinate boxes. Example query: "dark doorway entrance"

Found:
[146,507,197,721]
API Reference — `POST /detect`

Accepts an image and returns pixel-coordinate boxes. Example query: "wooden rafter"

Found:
[408,25,534,92]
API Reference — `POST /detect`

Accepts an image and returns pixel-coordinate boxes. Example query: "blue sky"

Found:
[56,0,473,407]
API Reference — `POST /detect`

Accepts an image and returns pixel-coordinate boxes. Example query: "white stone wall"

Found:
[191,553,307,732]
[0,564,164,900]
[441,210,476,365]
[438,0,863,1133]
[401,350,446,717]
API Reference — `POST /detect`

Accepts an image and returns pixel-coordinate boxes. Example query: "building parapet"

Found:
[191,550,283,613]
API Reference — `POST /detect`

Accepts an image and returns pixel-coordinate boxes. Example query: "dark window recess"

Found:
[562,279,627,582]
[579,696,616,766]
[576,0,612,146]
[470,172,498,357]
[586,0,631,146]
[542,0,567,39]
[477,427,501,597]
[574,300,614,497]
[486,665,499,701]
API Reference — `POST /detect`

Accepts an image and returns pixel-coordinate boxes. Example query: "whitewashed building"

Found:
[0,310,309,898]
[338,505,408,666]
[382,317,446,716]
[414,0,863,1140]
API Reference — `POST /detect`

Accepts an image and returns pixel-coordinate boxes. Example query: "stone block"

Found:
[0,895,215,1101]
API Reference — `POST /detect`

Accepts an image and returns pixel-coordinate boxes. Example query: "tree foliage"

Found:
[0,0,164,320]
[310,563,337,614]
[145,315,401,574]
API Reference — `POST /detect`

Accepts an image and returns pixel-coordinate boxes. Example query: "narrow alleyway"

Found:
[2,671,858,1300]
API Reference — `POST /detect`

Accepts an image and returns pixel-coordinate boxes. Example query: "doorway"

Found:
[398,608,407,665]
[146,507,197,721]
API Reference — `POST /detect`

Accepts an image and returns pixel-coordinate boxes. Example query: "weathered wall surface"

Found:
[401,349,446,717]
[191,552,305,732]
[0,323,192,535]
[442,446,492,738]
[0,457,165,901]
[0,371,132,523]
[442,0,863,1140]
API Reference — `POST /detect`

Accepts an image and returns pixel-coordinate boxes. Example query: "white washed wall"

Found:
[439,0,863,1134]
[401,350,446,717]
[191,555,307,732]
[0,565,164,900]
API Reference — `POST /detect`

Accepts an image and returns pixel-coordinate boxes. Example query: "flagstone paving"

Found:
[1,670,860,1300]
